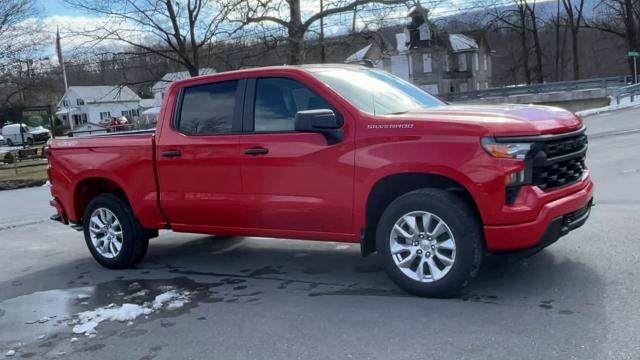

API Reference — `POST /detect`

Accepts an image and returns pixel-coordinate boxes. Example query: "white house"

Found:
[151,68,216,106]
[56,86,142,129]
[68,122,109,137]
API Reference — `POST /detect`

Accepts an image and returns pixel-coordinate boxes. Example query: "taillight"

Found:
[44,144,52,158]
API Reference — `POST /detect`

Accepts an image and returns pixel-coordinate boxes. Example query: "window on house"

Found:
[422,54,433,73]
[177,80,238,135]
[253,77,332,132]
[476,82,481,90]
[121,109,140,119]
[459,83,468,92]
[418,23,431,41]
[100,112,111,119]
[484,82,489,89]
[76,99,84,106]
[458,54,467,71]
[474,53,479,71]
[62,99,69,107]
[72,114,87,125]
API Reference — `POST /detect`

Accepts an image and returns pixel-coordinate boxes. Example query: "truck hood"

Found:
[399,104,582,136]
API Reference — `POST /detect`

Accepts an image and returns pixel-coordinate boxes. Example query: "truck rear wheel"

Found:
[376,189,482,298]
[83,194,147,269]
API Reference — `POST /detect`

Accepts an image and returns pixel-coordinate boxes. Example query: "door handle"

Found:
[244,147,269,155]
[161,150,181,158]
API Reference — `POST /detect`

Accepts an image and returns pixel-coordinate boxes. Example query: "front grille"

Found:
[533,155,585,190]
[531,129,588,191]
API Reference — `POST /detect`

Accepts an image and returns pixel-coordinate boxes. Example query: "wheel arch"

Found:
[73,176,131,222]
[361,172,482,256]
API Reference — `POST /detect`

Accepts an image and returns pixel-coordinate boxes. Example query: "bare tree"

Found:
[562,0,585,80]
[525,0,544,83]
[0,0,40,66]
[587,0,640,77]
[236,0,409,64]
[63,0,237,76]
[486,0,534,84]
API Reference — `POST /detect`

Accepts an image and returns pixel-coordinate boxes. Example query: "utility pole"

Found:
[320,0,326,63]
[352,5,357,33]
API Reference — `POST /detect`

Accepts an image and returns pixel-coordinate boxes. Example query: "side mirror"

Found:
[294,109,343,145]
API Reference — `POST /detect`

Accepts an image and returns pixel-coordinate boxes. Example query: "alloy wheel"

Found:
[389,211,456,282]
[88,208,124,258]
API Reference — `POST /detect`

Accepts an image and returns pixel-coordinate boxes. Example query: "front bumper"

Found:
[484,178,594,251]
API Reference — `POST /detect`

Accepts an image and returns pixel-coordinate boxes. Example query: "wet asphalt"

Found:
[1,108,639,359]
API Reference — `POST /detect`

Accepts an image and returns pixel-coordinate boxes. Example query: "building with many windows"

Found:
[379,6,493,95]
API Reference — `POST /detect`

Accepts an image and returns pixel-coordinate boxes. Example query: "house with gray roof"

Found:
[151,68,216,106]
[56,85,142,129]
[378,5,493,95]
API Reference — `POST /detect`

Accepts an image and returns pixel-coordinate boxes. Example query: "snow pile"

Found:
[70,289,192,335]
[577,95,640,117]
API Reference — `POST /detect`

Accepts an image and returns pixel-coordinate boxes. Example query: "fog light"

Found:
[505,169,526,186]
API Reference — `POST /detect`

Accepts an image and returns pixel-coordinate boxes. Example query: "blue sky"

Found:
[41,0,84,17]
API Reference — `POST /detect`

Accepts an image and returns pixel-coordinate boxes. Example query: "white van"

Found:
[1,123,51,146]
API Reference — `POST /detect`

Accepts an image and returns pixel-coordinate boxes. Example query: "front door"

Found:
[156,79,246,230]
[238,76,355,235]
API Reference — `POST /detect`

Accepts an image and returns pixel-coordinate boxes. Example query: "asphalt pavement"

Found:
[0,109,639,360]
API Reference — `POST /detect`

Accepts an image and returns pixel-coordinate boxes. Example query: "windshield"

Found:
[310,67,444,115]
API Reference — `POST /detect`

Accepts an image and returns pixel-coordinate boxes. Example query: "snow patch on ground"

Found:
[70,289,192,335]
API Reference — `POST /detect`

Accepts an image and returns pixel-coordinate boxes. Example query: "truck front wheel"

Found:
[83,194,148,269]
[376,189,483,298]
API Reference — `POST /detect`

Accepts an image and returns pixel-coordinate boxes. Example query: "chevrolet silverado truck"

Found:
[47,65,593,297]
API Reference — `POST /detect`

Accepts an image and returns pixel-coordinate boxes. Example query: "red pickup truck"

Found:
[47,65,593,297]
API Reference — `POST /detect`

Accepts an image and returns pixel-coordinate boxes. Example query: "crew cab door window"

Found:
[177,80,238,135]
[253,78,331,132]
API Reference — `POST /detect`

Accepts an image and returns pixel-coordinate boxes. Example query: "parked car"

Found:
[0,134,4,146]
[1,123,51,146]
[99,116,128,128]
[46,65,593,297]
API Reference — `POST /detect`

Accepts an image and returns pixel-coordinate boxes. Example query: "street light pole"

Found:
[635,56,638,84]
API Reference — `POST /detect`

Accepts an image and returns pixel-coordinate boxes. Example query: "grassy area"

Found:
[0,162,48,190]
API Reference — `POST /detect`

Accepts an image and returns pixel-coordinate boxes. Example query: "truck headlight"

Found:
[481,138,532,160]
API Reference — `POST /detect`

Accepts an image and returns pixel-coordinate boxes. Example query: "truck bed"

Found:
[48,132,165,228]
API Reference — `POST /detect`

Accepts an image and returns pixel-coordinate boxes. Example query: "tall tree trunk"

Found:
[530,14,544,83]
[520,30,531,84]
[288,0,304,64]
[518,6,531,84]
[623,0,639,78]
[570,28,580,80]
[554,1,560,81]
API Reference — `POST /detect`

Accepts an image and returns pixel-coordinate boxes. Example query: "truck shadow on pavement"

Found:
[0,233,607,359]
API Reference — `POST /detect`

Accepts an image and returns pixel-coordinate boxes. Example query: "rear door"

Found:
[156,79,246,230]
[237,76,356,235]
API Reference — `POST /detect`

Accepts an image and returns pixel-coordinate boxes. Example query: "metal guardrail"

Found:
[443,76,633,102]
[613,82,640,105]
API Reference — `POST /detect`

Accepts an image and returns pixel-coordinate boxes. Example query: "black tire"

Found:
[6,138,12,146]
[83,194,147,269]
[26,137,34,146]
[376,189,483,298]
[132,237,149,265]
